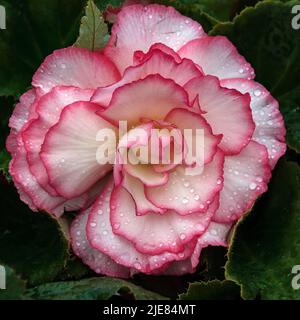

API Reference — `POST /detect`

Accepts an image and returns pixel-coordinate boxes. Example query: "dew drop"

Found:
[180,233,186,240]
[90,222,97,228]
[249,182,257,190]
[134,262,142,270]
[210,229,218,236]
[254,89,261,97]
[113,223,120,230]
[182,197,189,204]
[196,223,205,231]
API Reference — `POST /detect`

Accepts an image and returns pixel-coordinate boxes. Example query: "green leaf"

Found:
[225,160,300,299]
[210,0,300,152]
[25,277,168,300]
[55,255,92,281]
[0,149,11,181]
[75,0,108,51]
[94,0,123,11]
[170,0,239,22]
[278,88,300,153]
[0,182,69,286]
[179,280,241,300]
[0,0,86,96]
[0,265,26,300]
[158,0,220,32]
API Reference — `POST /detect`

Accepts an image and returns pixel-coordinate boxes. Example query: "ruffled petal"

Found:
[146,150,224,215]
[185,76,255,155]
[87,178,198,273]
[104,4,205,73]
[92,46,202,106]
[162,221,232,275]
[178,36,254,80]
[9,89,38,133]
[221,78,286,168]
[41,102,115,198]
[32,47,120,94]
[22,87,93,195]
[9,136,87,217]
[111,185,219,255]
[164,108,221,165]
[71,208,131,278]
[122,173,164,214]
[213,141,271,223]
[99,75,189,127]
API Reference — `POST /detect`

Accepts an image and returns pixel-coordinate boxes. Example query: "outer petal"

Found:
[184,76,255,155]
[146,150,224,215]
[92,47,202,106]
[87,178,198,273]
[22,87,93,195]
[213,141,271,223]
[178,36,255,80]
[104,4,205,73]
[32,47,120,94]
[99,75,189,127]
[111,185,219,255]
[41,102,115,199]
[71,208,131,278]
[9,89,37,133]
[221,79,286,169]
[9,138,87,217]
[162,221,232,275]
[7,89,38,156]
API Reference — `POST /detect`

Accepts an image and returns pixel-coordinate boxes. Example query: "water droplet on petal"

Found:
[134,262,142,270]
[254,89,261,97]
[180,233,186,240]
[182,197,189,204]
[209,229,218,236]
[113,223,120,230]
[249,182,257,190]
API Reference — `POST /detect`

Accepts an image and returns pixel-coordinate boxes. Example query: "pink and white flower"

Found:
[7,4,286,277]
